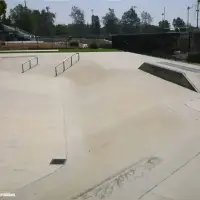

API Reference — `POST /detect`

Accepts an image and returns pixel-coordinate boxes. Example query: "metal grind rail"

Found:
[55,53,80,77]
[22,56,39,73]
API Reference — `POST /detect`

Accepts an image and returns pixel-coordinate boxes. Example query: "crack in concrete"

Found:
[0,164,64,200]
[71,157,162,200]
[184,103,200,113]
[138,151,200,199]
[59,80,69,158]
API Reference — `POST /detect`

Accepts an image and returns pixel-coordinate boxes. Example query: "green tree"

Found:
[173,17,186,28]
[158,20,170,30]
[9,4,33,33]
[91,15,100,36]
[9,4,55,36]
[0,0,7,21]
[70,6,85,24]
[69,6,85,37]
[55,24,68,36]
[31,10,40,35]
[39,7,56,36]
[102,8,119,34]
[141,11,153,25]
[121,7,140,33]
[172,17,186,32]
[1,14,11,25]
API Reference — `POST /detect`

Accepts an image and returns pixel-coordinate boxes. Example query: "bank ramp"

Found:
[139,62,199,93]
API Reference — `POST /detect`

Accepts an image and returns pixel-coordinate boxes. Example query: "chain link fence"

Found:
[0,35,71,50]
[0,34,113,50]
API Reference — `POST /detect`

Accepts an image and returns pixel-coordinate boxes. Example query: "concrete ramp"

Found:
[1,52,200,200]
[139,62,198,92]
[186,73,200,92]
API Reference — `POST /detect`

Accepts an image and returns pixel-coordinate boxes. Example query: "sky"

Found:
[6,0,198,26]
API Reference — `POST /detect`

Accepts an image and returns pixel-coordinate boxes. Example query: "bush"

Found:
[69,41,79,48]
[187,52,200,63]
[99,43,112,49]
[0,41,5,49]
[105,36,112,41]
[151,50,167,58]
[89,42,98,49]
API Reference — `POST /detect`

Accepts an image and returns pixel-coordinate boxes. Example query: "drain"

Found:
[50,159,66,165]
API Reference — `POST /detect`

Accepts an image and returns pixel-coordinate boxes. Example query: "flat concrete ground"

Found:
[0,52,200,200]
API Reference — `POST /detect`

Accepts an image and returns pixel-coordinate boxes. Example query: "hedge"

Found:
[99,43,112,49]
[89,42,98,49]
[69,40,79,47]
[187,52,200,63]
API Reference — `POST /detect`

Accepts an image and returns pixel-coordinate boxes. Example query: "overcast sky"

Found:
[6,0,198,26]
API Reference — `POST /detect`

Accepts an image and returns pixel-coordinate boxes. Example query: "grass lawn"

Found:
[0,48,120,54]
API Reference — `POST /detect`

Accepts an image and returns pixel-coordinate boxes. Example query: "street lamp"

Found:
[24,0,27,8]
[187,3,196,29]
[162,7,166,21]
[187,6,191,27]
[196,0,200,28]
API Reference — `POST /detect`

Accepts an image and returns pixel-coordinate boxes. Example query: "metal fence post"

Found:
[54,53,80,77]
[29,60,31,69]
[63,61,65,72]
[22,64,24,73]
[55,67,57,77]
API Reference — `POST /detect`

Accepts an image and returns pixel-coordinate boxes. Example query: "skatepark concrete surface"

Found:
[0,52,200,200]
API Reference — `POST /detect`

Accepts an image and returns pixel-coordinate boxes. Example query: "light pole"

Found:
[91,9,94,16]
[187,3,197,28]
[24,0,27,8]
[187,6,191,27]
[90,9,94,25]
[197,0,200,28]
[161,7,166,29]
[162,7,166,21]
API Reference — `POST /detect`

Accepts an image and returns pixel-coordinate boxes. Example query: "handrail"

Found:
[55,53,80,77]
[22,56,38,73]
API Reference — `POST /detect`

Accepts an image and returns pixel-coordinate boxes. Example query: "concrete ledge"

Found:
[139,62,198,92]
